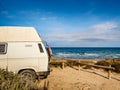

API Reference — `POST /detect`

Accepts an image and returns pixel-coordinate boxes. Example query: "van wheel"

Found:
[19,70,37,82]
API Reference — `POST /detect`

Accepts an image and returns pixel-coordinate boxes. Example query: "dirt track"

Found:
[38,67,120,90]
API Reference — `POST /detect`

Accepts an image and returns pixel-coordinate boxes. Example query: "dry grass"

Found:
[50,58,120,73]
[0,69,37,90]
[0,69,50,90]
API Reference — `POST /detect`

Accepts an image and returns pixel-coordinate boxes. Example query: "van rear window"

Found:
[0,43,7,54]
[38,44,44,53]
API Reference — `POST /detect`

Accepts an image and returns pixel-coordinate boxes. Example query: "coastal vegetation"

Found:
[0,58,120,90]
[50,58,120,73]
[0,68,37,90]
[96,58,120,73]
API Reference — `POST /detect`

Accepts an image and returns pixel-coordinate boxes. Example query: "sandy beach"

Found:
[38,59,120,90]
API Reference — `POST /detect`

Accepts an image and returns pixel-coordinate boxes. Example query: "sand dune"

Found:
[38,66,120,90]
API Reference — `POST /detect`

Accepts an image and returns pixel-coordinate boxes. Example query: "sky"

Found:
[0,0,120,47]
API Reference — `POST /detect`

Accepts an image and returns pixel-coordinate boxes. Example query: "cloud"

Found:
[40,17,47,21]
[0,10,15,18]
[79,38,106,42]
[42,21,120,47]
[91,22,117,33]
[40,16,57,21]
[1,10,8,15]
[6,15,15,18]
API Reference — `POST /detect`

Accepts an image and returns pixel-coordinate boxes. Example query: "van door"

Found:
[38,43,48,71]
[0,43,8,70]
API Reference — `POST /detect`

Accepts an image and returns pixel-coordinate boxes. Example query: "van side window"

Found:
[0,43,7,54]
[38,44,44,53]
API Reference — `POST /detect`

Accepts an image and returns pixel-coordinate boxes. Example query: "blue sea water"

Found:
[52,47,120,60]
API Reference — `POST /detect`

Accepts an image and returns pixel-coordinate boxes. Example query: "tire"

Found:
[19,70,37,82]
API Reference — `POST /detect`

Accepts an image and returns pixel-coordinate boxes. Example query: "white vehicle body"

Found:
[0,26,49,78]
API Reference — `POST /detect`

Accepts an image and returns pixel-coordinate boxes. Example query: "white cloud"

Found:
[0,10,15,18]
[40,16,57,21]
[92,22,117,33]
[42,21,120,47]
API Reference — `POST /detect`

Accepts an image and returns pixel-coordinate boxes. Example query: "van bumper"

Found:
[36,70,50,79]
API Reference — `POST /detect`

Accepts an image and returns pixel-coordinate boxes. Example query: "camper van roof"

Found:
[0,26,42,42]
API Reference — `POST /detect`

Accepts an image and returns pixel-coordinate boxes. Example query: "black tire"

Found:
[19,70,37,82]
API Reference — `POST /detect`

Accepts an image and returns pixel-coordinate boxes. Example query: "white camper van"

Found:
[0,26,51,80]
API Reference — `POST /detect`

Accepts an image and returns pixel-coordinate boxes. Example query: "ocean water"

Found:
[52,47,120,60]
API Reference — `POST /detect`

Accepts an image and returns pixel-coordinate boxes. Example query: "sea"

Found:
[52,47,120,60]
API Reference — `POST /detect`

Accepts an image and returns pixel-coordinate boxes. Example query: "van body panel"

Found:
[0,55,7,70]
[7,42,48,73]
[7,42,41,58]
[7,58,39,73]
[0,26,41,42]
[0,26,49,77]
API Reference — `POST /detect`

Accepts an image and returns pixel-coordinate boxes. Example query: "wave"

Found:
[52,47,120,59]
[53,52,120,59]
[116,54,120,56]
[54,52,100,59]
[54,53,81,59]
[84,53,99,57]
